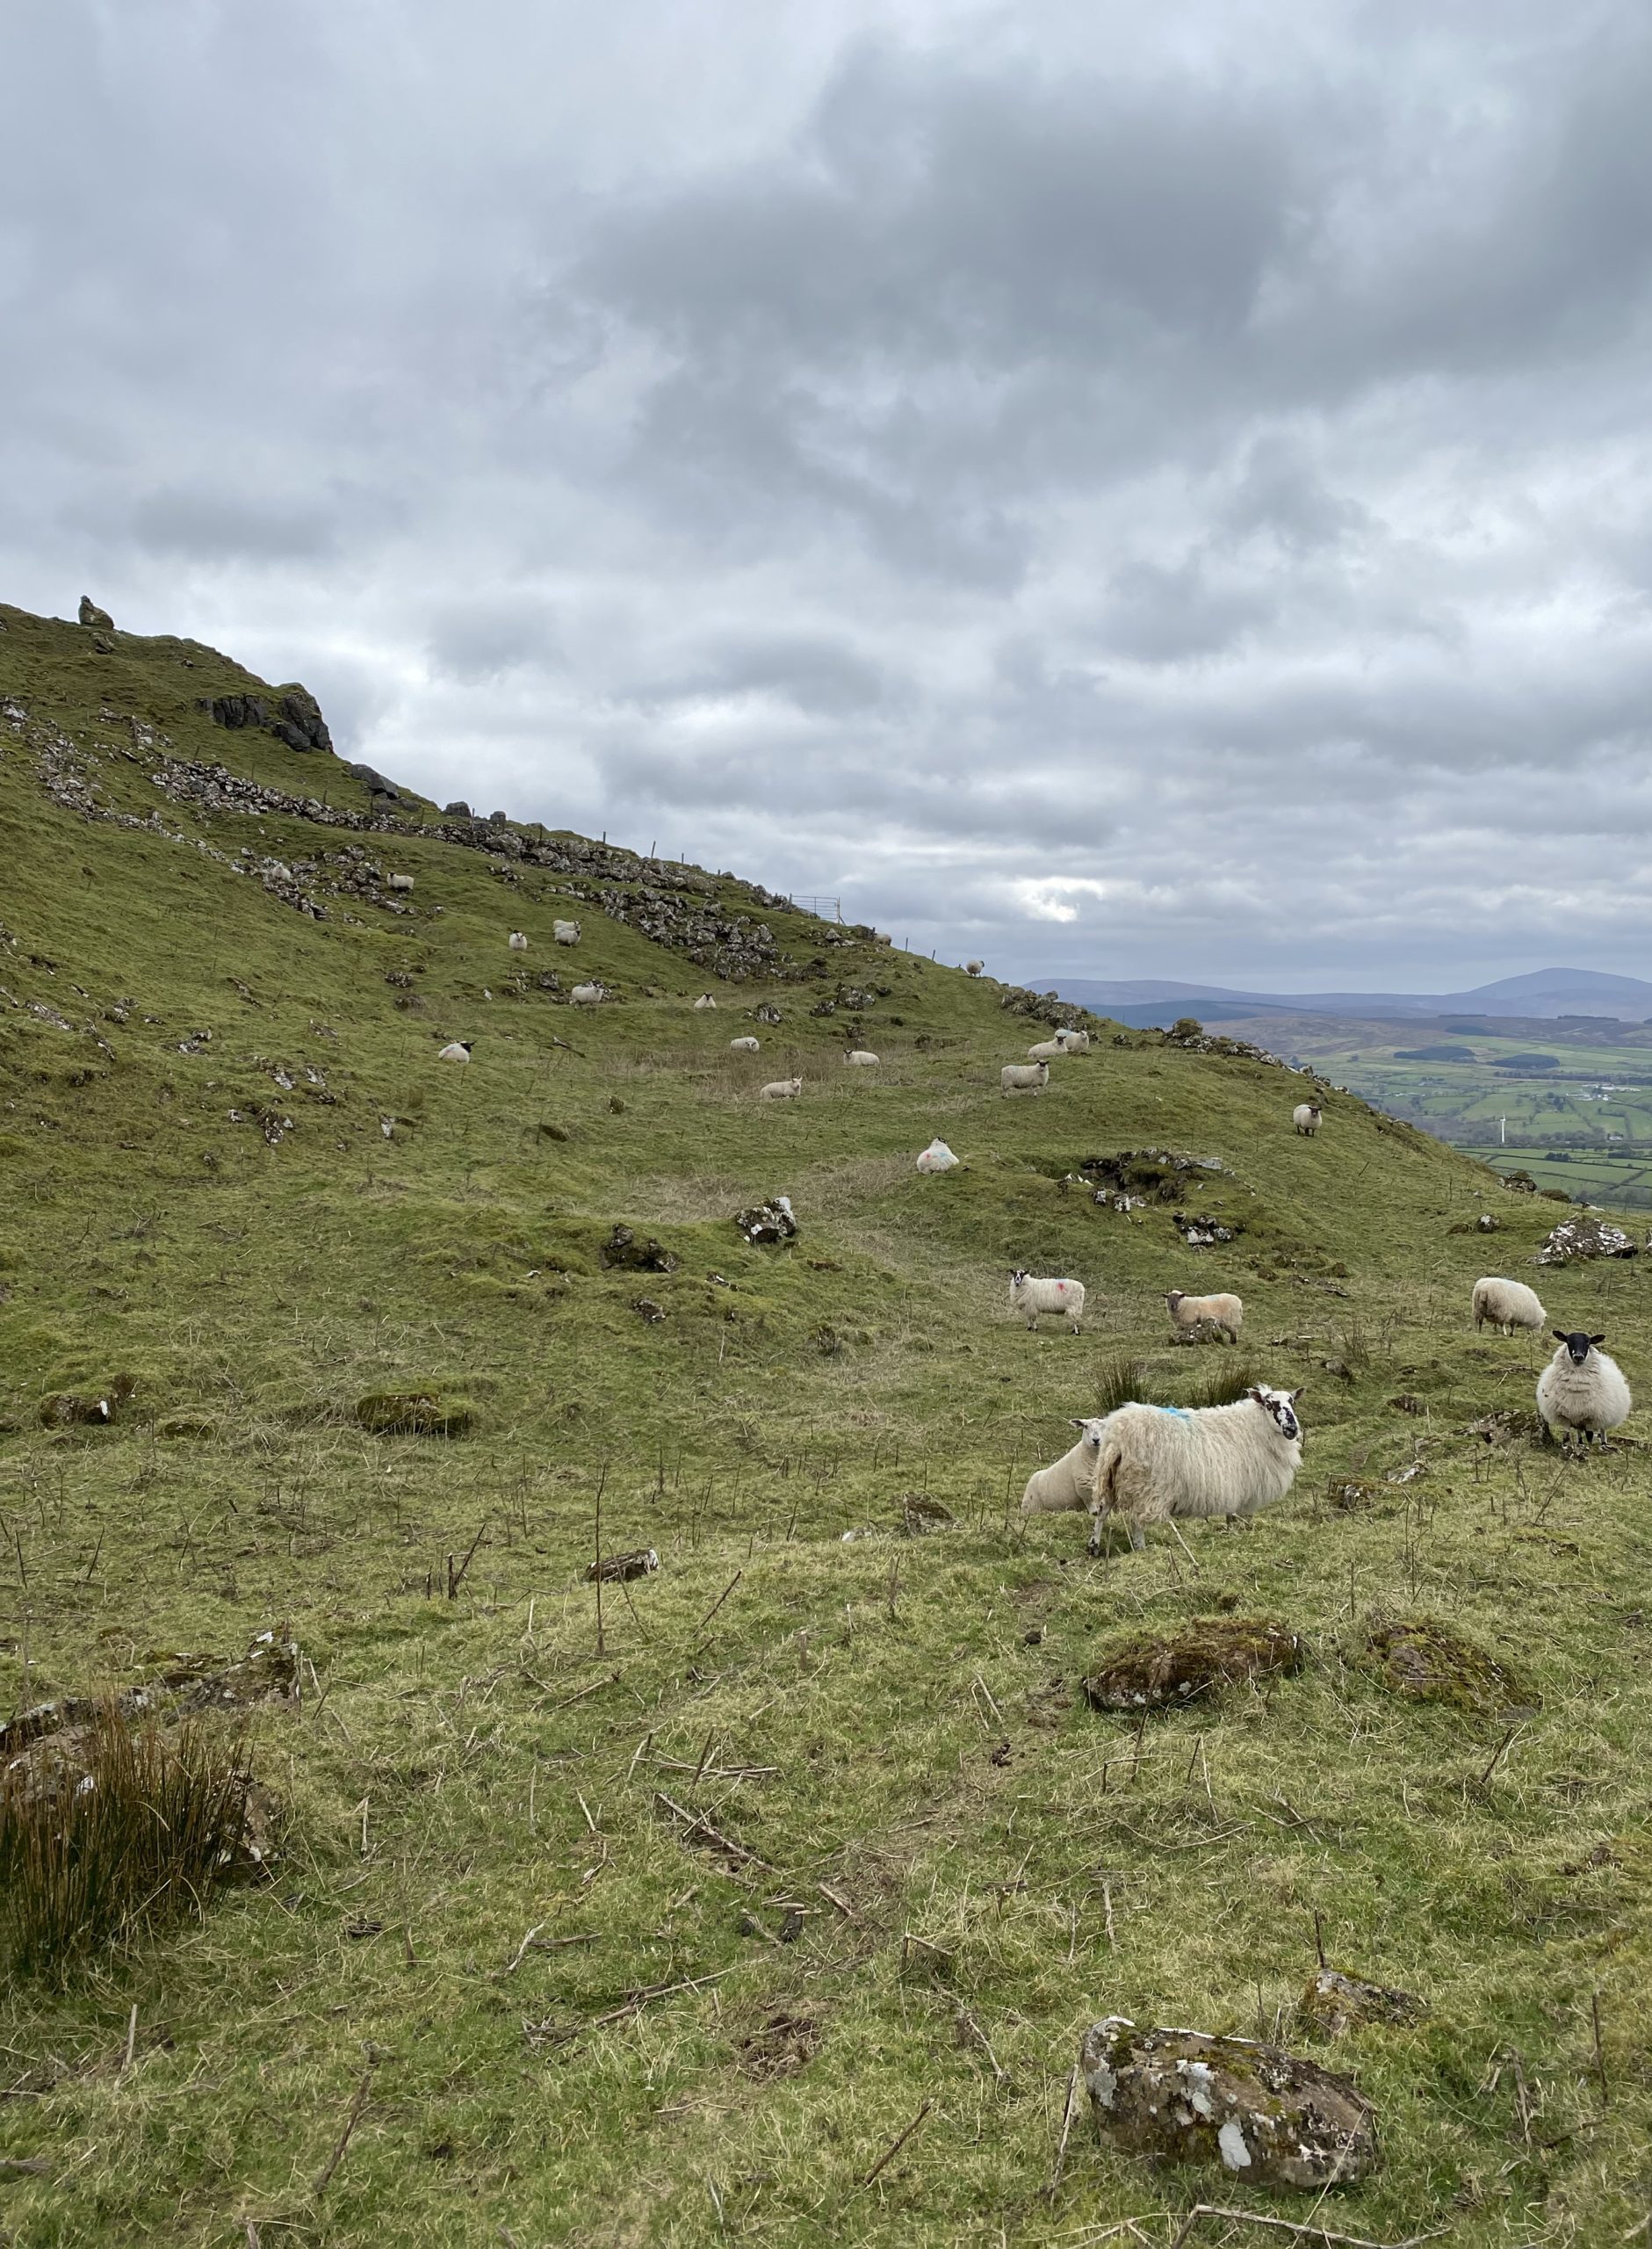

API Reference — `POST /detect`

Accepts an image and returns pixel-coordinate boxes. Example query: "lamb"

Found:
[1000,1061,1049,1096]
[1293,1103,1322,1136]
[508,931,529,951]
[1054,1028,1090,1052]
[1021,1418,1114,1517]
[553,920,581,945]
[1537,1330,1632,1450]
[729,1035,761,1053]
[1472,1276,1547,1336]
[1165,1288,1243,1344]
[965,959,985,976]
[436,1040,473,1063]
[693,994,718,1010]
[760,1075,803,1100]
[388,873,415,893]
[1008,1269,1086,1334]
[845,1050,879,1067]
[1028,1039,1065,1062]
[570,982,604,1006]
[1089,1386,1304,1554]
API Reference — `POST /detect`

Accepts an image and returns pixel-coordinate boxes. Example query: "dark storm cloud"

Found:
[6,1,1652,986]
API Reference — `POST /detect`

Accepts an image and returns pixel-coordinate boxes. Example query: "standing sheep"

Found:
[1293,1103,1323,1135]
[1054,1028,1090,1053]
[570,982,605,1006]
[1021,1418,1114,1517]
[1165,1289,1243,1344]
[1537,1331,1632,1450]
[1028,1039,1065,1062]
[508,931,529,951]
[388,873,415,893]
[1008,1270,1086,1334]
[693,994,718,1010]
[845,1050,880,1067]
[1088,1386,1304,1554]
[1472,1277,1547,1336]
[965,959,985,976]
[759,1075,803,1100]
[1000,1061,1049,1096]
[554,920,581,946]
[729,1035,761,1053]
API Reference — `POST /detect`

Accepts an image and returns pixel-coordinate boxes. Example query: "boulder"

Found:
[600,1224,679,1274]
[1083,1616,1303,1712]
[78,595,114,629]
[733,1197,797,1246]
[1537,1213,1637,1263]
[899,1493,956,1536]
[1080,2016,1379,2187]
[270,685,333,754]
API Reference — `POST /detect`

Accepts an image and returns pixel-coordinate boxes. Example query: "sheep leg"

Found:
[1128,1522,1147,1553]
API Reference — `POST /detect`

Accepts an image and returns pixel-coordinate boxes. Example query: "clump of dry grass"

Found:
[0,1703,252,1979]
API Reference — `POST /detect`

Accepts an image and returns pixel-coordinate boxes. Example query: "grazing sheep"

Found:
[1537,1331,1632,1450]
[1089,1386,1304,1554]
[508,931,528,951]
[845,1050,879,1067]
[554,920,581,946]
[916,1139,958,1173]
[388,873,415,893]
[965,959,985,976]
[1021,1418,1114,1517]
[437,1040,473,1063]
[1166,1288,1243,1344]
[730,1035,761,1053]
[1293,1103,1322,1135]
[1054,1028,1090,1053]
[1000,1061,1049,1096]
[570,982,604,1006]
[760,1075,803,1100]
[1472,1276,1547,1336]
[1008,1269,1086,1334]
[693,994,718,1010]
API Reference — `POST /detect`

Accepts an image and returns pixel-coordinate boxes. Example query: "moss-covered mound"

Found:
[1082,1616,1304,1711]
[1361,1614,1534,1712]
[354,1392,474,1437]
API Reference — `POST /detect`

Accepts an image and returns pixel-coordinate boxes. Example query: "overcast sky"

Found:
[6,1,1652,990]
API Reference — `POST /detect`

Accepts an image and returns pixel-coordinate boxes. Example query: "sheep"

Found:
[693,994,718,1010]
[1054,1027,1090,1053]
[965,958,985,976]
[1087,1385,1304,1553]
[1028,1039,1065,1062]
[1537,1330,1633,1450]
[1472,1276,1547,1337]
[759,1075,803,1100]
[845,1050,880,1067]
[388,873,415,893]
[916,1139,958,1173]
[1293,1102,1322,1136]
[554,920,581,946]
[730,1035,761,1053]
[508,930,529,951]
[436,1040,472,1063]
[1009,1269,1086,1334]
[1021,1418,1114,1517]
[570,982,604,1006]
[1165,1288,1243,1344]
[1000,1060,1049,1096]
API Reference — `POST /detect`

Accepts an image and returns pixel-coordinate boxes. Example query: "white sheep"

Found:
[388,873,415,893]
[965,959,985,977]
[1000,1061,1049,1096]
[1028,1039,1065,1062]
[1166,1288,1243,1344]
[1472,1277,1547,1336]
[508,930,528,951]
[436,1040,472,1063]
[916,1139,958,1174]
[1008,1269,1086,1334]
[759,1075,803,1100]
[693,994,718,1010]
[1021,1418,1114,1517]
[845,1050,879,1067]
[554,919,581,945]
[1293,1102,1323,1135]
[1088,1387,1304,1554]
[730,1035,761,1053]
[1537,1330,1633,1450]
[570,982,604,1006]
[1054,1028,1090,1053]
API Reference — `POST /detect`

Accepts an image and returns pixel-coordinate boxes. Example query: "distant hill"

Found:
[1042,967,1652,1024]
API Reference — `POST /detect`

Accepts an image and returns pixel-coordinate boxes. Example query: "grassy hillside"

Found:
[2,599,1650,2247]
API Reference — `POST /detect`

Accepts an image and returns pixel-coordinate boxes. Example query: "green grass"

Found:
[3,601,1651,2243]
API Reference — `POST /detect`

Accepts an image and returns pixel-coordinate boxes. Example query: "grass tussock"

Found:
[0,1704,252,1979]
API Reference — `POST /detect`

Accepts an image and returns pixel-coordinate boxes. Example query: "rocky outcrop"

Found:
[78,595,114,629]
[1537,1213,1637,1262]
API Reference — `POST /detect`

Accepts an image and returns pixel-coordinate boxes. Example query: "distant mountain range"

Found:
[1041,967,1652,1026]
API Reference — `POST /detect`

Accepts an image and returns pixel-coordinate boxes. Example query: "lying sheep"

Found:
[1001,1060,1049,1096]
[554,919,581,945]
[965,958,985,976]
[1165,1288,1243,1344]
[693,994,718,1010]
[1028,1039,1065,1062]
[1089,1386,1304,1554]
[570,982,604,1006]
[437,1040,473,1063]
[1537,1330,1632,1450]
[1009,1269,1086,1334]
[1021,1418,1113,1517]
[730,1035,761,1053]
[1472,1276,1547,1336]
[916,1139,958,1173]
[760,1075,803,1100]
[1054,1028,1090,1053]
[1293,1103,1322,1136]
[508,931,528,951]
[845,1049,879,1067]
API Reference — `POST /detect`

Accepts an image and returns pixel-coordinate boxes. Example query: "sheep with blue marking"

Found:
[1086,1386,1304,1554]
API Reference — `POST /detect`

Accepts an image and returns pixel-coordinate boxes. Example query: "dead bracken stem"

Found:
[309,2065,374,2202]
[861,2096,934,2188]
[1049,2065,1078,2194]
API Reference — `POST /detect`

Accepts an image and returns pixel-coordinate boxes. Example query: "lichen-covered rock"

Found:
[600,1224,679,1274]
[1537,1213,1637,1263]
[1297,1969,1426,2040]
[1080,2016,1378,2186]
[355,1391,474,1437]
[898,1493,956,1536]
[1325,1477,1382,1510]
[1362,1614,1533,1713]
[733,1197,797,1245]
[585,1548,660,1583]
[77,595,114,630]
[1083,1617,1303,1712]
